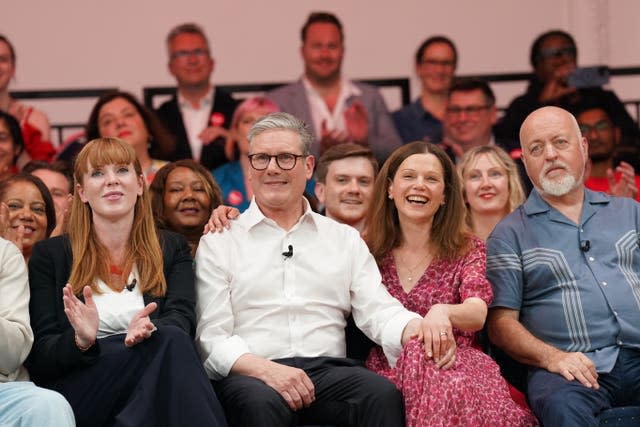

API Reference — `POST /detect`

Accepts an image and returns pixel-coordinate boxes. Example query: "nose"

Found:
[105,169,120,185]
[18,207,35,222]
[479,174,492,188]
[115,114,126,128]
[346,178,361,194]
[182,187,195,201]
[543,142,559,160]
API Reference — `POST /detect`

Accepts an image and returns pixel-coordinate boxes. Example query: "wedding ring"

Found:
[439,331,448,336]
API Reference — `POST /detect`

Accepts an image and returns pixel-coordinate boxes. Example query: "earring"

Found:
[388,194,393,200]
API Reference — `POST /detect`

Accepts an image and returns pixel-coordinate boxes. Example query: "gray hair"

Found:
[166,23,209,49]
[248,112,313,155]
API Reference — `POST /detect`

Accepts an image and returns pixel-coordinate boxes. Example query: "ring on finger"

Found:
[439,330,448,336]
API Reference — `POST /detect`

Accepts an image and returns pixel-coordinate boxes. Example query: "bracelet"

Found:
[74,333,94,352]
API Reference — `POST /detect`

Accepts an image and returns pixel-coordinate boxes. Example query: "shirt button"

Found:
[589,257,595,262]
[618,340,623,345]
[580,228,584,232]
[602,281,608,286]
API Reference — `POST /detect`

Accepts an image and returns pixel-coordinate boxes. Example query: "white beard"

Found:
[538,161,582,197]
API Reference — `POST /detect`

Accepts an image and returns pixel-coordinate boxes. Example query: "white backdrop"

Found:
[3,0,640,130]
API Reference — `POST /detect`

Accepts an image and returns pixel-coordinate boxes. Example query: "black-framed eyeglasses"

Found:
[446,105,491,116]
[537,46,577,61]
[248,153,306,170]
[579,120,612,134]
[170,48,209,61]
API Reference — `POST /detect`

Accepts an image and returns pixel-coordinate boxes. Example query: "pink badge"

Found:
[210,112,225,127]
[228,190,243,206]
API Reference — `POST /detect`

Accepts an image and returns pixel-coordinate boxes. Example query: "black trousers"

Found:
[46,326,228,427]
[213,357,404,427]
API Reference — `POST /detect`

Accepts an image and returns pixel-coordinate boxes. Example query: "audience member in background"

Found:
[575,105,640,201]
[0,236,75,427]
[458,145,526,241]
[364,141,536,426]
[0,173,55,262]
[213,96,279,212]
[393,36,457,144]
[0,110,24,180]
[150,159,222,256]
[496,30,639,147]
[442,78,531,193]
[26,137,227,427]
[23,160,73,236]
[156,23,237,170]
[268,12,401,163]
[196,113,429,427]
[0,35,56,165]
[314,143,377,234]
[86,91,173,184]
[487,106,640,425]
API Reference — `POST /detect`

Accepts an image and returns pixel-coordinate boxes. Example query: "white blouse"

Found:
[93,265,145,339]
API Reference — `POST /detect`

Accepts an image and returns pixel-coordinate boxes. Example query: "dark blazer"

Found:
[155,88,238,170]
[26,230,196,382]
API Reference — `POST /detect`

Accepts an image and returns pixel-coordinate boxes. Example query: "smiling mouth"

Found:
[406,195,428,205]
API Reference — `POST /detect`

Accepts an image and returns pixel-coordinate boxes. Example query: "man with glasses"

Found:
[576,105,640,200]
[156,23,237,170]
[267,12,401,164]
[196,112,429,427]
[496,30,638,146]
[393,35,457,144]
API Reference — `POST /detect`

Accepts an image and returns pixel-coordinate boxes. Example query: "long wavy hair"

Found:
[365,141,470,264]
[68,137,166,296]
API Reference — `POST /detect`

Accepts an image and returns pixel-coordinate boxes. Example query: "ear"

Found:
[77,182,87,203]
[304,155,315,181]
[489,106,498,125]
[387,179,394,200]
[315,182,325,204]
[137,174,144,196]
[613,127,621,146]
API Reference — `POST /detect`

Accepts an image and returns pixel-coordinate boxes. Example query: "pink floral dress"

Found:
[366,237,538,427]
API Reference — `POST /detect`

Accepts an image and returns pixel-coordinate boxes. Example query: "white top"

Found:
[178,86,215,161]
[92,265,145,338]
[302,76,362,141]
[0,238,32,382]
[195,199,420,379]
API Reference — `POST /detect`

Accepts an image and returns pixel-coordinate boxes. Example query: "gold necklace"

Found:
[396,250,433,283]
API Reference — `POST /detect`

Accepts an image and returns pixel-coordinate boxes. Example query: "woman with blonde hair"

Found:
[364,141,536,426]
[26,137,227,427]
[458,145,525,241]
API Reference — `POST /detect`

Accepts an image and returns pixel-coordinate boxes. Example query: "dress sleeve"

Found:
[458,238,493,306]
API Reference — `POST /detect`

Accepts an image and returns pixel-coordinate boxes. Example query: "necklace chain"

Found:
[397,250,432,283]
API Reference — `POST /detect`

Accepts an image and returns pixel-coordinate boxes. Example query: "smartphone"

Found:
[567,66,610,89]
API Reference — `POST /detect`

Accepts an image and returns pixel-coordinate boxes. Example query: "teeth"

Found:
[407,195,428,204]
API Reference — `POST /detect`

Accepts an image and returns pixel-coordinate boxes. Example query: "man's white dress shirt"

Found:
[196,199,420,380]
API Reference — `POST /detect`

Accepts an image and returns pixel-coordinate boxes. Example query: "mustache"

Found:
[541,160,570,175]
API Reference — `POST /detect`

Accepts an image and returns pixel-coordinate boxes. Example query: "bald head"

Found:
[519,106,588,198]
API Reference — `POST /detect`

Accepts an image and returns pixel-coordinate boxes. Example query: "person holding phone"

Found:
[496,30,639,147]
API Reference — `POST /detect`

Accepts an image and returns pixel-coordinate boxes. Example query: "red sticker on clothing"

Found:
[228,190,243,206]
[510,148,522,160]
[210,112,225,127]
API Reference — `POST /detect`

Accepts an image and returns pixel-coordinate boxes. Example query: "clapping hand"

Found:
[124,303,158,347]
[63,284,99,350]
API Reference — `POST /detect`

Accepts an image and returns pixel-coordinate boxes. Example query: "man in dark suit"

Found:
[156,23,237,170]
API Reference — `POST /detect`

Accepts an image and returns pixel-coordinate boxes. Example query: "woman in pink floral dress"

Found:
[364,141,537,426]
